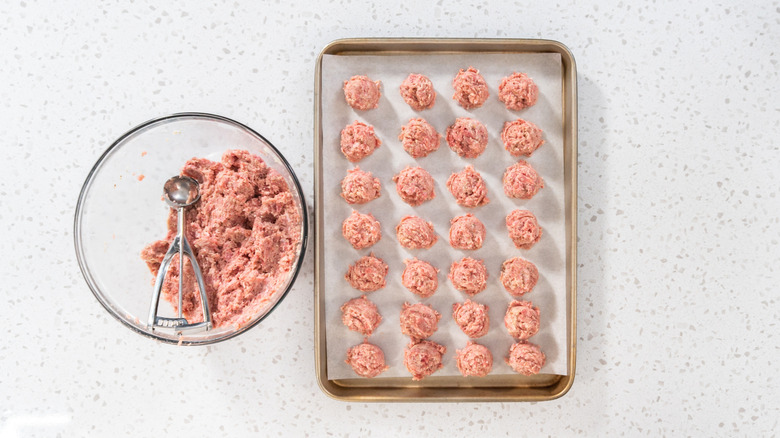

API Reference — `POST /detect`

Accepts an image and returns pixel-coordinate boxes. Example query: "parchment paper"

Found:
[322,53,567,379]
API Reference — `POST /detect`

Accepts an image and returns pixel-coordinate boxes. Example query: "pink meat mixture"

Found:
[502,119,545,157]
[342,210,381,250]
[498,72,538,111]
[506,209,543,250]
[341,167,381,204]
[401,258,439,298]
[506,341,546,376]
[345,254,388,292]
[393,166,436,206]
[341,295,382,336]
[346,341,389,378]
[140,150,302,328]
[446,118,488,159]
[503,160,544,199]
[400,73,436,111]
[396,216,437,249]
[449,214,486,250]
[340,121,381,163]
[452,67,489,109]
[404,340,446,381]
[452,299,490,339]
[399,302,441,342]
[449,257,488,296]
[456,342,493,377]
[343,75,382,111]
[446,165,489,207]
[398,118,440,158]
[504,300,541,340]
[500,257,539,296]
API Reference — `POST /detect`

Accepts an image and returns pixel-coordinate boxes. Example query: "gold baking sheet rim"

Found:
[313,38,577,402]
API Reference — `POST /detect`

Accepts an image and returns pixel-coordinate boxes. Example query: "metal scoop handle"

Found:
[147,206,212,334]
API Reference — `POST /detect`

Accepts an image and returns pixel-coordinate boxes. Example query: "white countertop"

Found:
[1,0,778,435]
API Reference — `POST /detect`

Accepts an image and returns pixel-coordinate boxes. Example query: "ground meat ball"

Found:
[500,257,539,296]
[506,209,543,250]
[345,254,388,292]
[452,299,490,338]
[340,167,381,204]
[340,121,381,163]
[506,341,546,376]
[140,150,303,328]
[449,257,488,295]
[346,341,389,378]
[340,295,382,336]
[398,118,440,158]
[446,165,489,207]
[404,340,446,381]
[451,67,489,109]
[343,75,381,111]
[400,73,436,110]
[502,119,545,157]
[504,300,540,340]
[396,216,437,249]
[400,302,441,342]
[503,160,544,199]
[455,342,493,377]
[448,214,486,250]
[498,72,538,111]
[342,211,381,250]
[393,166,435,206]
[446,118,488,159]
[401,258,439,298]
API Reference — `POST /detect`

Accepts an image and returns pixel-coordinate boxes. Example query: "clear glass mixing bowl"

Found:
[74,113,308,345]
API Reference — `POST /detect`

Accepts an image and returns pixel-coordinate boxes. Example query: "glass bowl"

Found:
[74,113,308,345]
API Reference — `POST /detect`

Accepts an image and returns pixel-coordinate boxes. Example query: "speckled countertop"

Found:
[1,1,778,436]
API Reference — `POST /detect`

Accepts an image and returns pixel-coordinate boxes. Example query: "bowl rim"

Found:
[73,112,309,345]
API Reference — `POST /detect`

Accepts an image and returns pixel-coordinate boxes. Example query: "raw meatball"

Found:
[342,210,381,249]
[455,342,493,377]
[500,257,539,296]
[343,75,381,111]
[393,166,435,206]
[451,67,489,109]
[506,209,543,250]
[452,299,490,338]
[504,300,540,340]
[498,72,538,111]
[400,302,441,342]
[449,257,488,295]
[446,165,489,207]
[503,160,544,199]
[446,118,488,159]
[396,216,437,249]
[340,121,381,162]
[404,340,446,381]
[501,119,545,157]
[346,341,389,378]
[341,295,382,336]
[401,258,439,298]
[506,341,546,376]
[400,73,436,110]
[398,118,440,158]
[449,214,486,250]
[341,167,381,204]
[345,254,388,292]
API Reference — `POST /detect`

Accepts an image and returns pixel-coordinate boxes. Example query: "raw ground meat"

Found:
[400,73,436,111]
[140,150,303,328]
[501,119,545,157]
[399,302,441,342]
[398,118,440,158]
[448,214,486,250]
[343,75,382,111]
[392,166,436,206]
[506,209,543,250]
[404,340,446,381]
[500,257,539,296]
[345,254,388,292]
[498,72,538,111]
[346,341,389,378]
[401,258,438,298]
[455,342,493,377]
[504,300,540,340]
[342,210,381,250]
[451,67,489,109]
[506,341,546,376]
[340,167,381,204]
[446,118,488,159]
[340,121,381,162]
[503,160,544,199]
[449,257,488,295]
[446,165,489,207]
[452,299,490,338]
[396,216,438,249]
[340,295,382,336]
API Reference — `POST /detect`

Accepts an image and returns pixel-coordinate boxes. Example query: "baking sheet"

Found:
[321,53,566,380]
